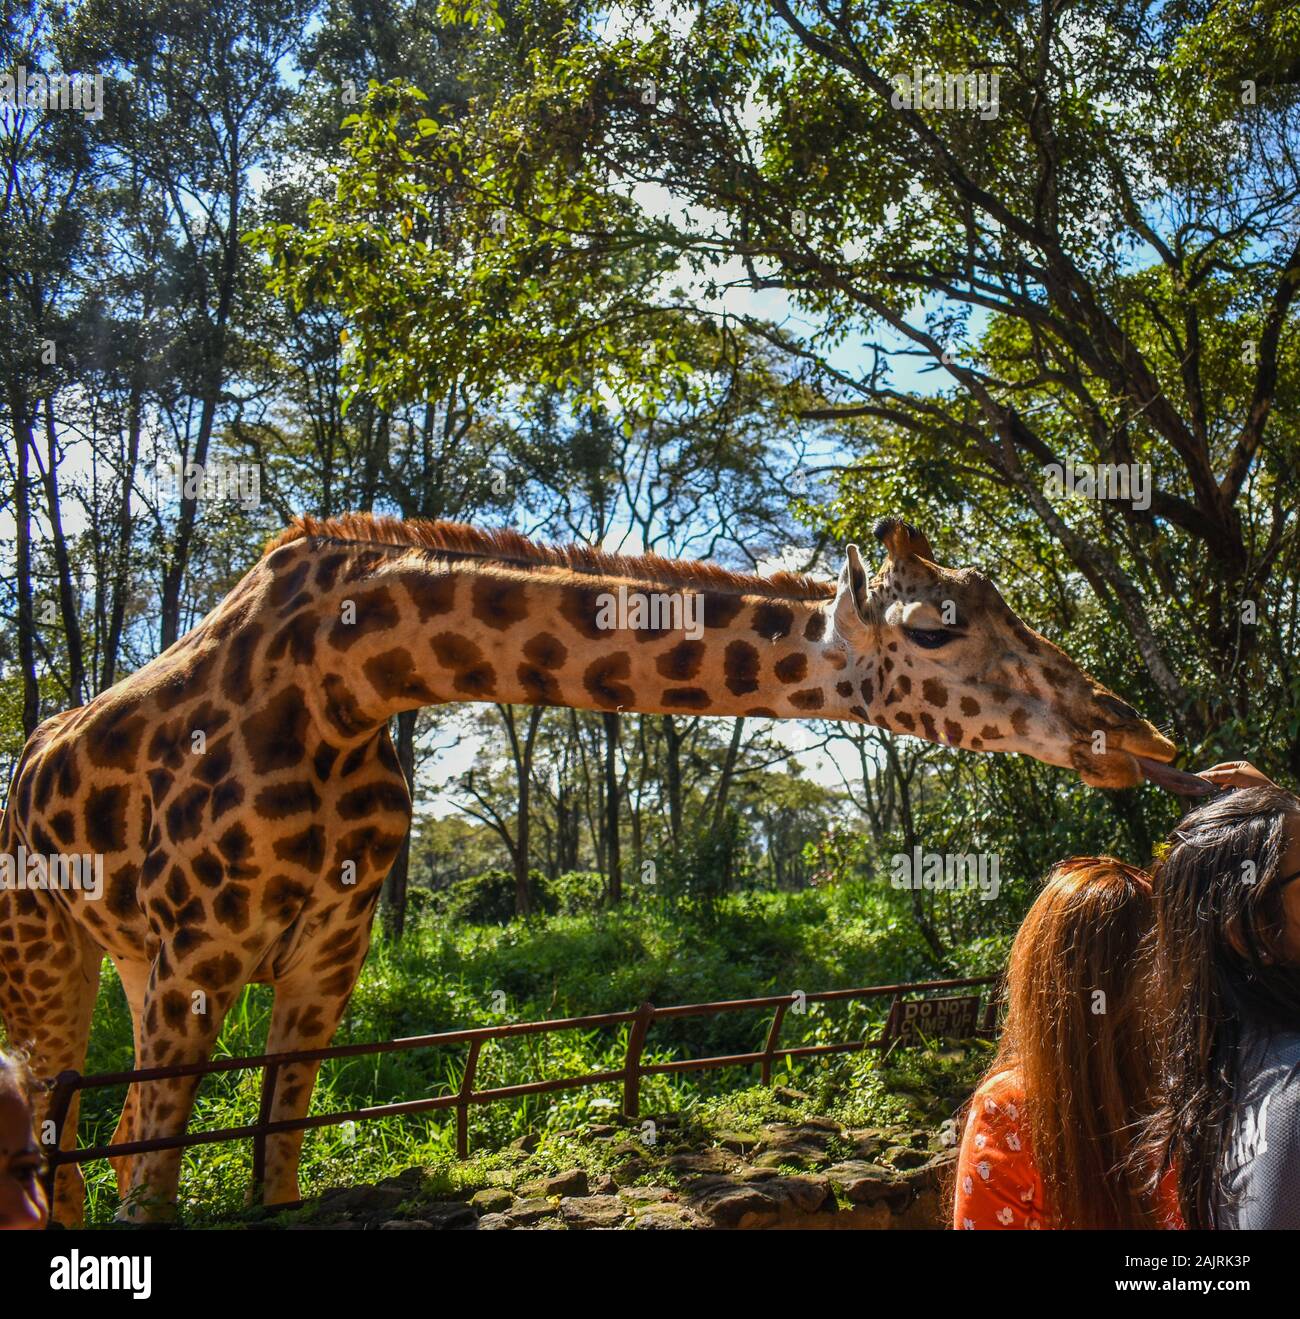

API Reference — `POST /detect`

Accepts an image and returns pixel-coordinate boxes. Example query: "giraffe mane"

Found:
[265,513,836,601]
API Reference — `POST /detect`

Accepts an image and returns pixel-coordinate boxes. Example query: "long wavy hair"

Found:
[979,856,1161,1229]
[1141,786,1300,1230]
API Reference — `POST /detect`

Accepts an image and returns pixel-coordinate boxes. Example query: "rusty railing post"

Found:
[978,984,1001,1038]
[760,1001,790,1086]
[874,994,903,1068]
[457,1039,482,1159]
[40,1070,80,1213]
[251,1061,280,1192]
[622,1002,655,1120]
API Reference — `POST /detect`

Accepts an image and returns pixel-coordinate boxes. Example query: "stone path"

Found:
[286,1108,957,1231]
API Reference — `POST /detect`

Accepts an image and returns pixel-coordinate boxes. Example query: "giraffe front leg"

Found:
[106,956,150,1198]
[117,946,252,1223]
[259,925,374,1207]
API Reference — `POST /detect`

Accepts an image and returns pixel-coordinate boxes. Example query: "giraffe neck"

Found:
[265,542,881,741]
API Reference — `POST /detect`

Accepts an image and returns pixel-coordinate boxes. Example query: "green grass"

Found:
[57,883,1001,1225]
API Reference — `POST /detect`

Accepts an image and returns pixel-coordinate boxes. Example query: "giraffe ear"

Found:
[834,543,871,632]
[874,517,934,562]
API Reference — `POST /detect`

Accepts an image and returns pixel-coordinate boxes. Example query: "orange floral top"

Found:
[953,1069,1182,1230]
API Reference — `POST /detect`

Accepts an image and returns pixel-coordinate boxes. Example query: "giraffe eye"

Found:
[903,626,956,650]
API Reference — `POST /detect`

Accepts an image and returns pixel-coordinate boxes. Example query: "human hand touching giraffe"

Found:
[1195,761,1284,792]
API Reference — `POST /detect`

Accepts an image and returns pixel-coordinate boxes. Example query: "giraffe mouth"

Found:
[1133,755,1214,796]
[1072,746,1210,794]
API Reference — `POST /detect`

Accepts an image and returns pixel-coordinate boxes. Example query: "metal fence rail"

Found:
[41,973,999,1208]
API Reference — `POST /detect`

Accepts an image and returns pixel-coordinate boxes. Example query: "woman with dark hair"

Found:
[953,857,1175,1230]
[1144,762,1300,1230]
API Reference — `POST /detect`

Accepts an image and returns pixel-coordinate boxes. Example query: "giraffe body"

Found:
[0,514,1176,1223]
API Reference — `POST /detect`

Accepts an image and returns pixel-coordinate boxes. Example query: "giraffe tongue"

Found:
[1134,756,1214,796]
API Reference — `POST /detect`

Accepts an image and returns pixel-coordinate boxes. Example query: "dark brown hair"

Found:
[1142,787,1300,1230]
[978,856,1161,1229]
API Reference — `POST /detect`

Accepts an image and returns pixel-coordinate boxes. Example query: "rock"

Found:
[545,1169,590,1197]
[559,1195,627,1229]
[610,1158,649,1186]
[773,1086,809,1104]
[825,1161,910,1208]
[474,1213,513,1231]
[687,1181,783,1230]
[506,1197,557,1225]
[631,1205,703,1230]
[845,1131,885,1161]
[470,1187,514,1214]
[776,1175,832,1214]
[737,1166,780,1182]
[753,1122,838,1169]
[715,1131,760,1154]
[684,1172,832,1229]
[752,1145,829,1171]
[422,1201,478,1229]
[587,1124,617,1137]
[618,1186,677,1205]
[792,1116,842,1134]
[666,1149,740,1176]
[380,1219,432,1230]
[510,1132,540,1153]
[882,1145,931,1170]
[376,1169,430,1192]
[892,1148,957,1228]
[318,1185,406,1215]
[588,1174,617,1196]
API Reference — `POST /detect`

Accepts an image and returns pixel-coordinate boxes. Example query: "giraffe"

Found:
[0,512,1178,1224]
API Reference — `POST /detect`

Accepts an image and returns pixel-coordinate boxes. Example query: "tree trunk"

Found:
[711,717,746,833]
[10,391,40,735]
[40,395,86,706]
[884,739,950,967]
[602,710,622,903]
[159,218,239,649]
[382,709,417,939]
[513,706,545,916]
[662,714,683,843]
[102,373,144,689]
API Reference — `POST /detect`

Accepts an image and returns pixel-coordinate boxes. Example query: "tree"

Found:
[277,0,1300,776]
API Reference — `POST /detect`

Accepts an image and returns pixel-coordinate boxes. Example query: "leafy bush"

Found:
[435,868,552,924]
[542,869,606,915]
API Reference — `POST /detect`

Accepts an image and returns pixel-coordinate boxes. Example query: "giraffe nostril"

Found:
[1097,694,1140,723]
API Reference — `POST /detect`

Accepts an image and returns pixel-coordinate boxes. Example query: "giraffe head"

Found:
[831,517,1177,787]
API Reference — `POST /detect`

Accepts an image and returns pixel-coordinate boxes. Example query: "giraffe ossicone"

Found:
[0,511,1177,1224]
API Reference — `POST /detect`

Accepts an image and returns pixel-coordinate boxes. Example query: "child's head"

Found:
[1153,785,1300,1013]
[1146,785,1300,1228]
[0,1049,47,1230]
